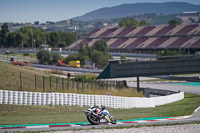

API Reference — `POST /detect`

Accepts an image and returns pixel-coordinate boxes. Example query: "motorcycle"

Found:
[83,106,117,125]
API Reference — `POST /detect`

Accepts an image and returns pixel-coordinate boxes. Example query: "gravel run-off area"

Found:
[46,124,200,133]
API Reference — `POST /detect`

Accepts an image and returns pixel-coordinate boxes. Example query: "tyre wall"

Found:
[0,90,184,108]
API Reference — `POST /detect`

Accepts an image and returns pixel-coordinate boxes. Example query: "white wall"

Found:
[0,90,184,108]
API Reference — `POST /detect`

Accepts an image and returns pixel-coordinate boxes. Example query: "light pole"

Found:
[34,39,36,55]
[31,30,33,50]
[74,25,79,50]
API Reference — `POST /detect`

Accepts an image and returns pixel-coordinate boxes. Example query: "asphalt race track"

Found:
[29,63,102,73]
[128,81,200,94]
[0,106,200,132]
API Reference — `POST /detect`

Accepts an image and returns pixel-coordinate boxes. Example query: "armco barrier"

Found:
[0,90,184,108]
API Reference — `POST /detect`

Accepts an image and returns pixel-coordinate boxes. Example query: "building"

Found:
[68,24,200,54]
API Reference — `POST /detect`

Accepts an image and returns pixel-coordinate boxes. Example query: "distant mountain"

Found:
[72,2,200,21]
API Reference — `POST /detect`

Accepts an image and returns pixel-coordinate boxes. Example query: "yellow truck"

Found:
[67,60,80,68]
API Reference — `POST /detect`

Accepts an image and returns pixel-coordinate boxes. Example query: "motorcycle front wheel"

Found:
[109,115,117,124]
[86,113,100,125]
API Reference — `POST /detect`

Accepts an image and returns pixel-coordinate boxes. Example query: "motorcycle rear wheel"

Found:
[86,113,100,125]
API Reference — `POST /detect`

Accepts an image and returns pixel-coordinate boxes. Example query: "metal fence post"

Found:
[62,77,64,90]
[82,80,84,90]
[67,78,69,89]
[115,80,117,89]
[99,80,101,89]
[43,76,45,92]
[56,77,58,90]
[20,72,23,90]
[106,80,108,90]
[94,80,96,89]
[72,80,74,90]
[35,74,37,89]
[49,76,51,89]
[137,76,140,91]
[102,80,104,89]
[87,81,89,89]
[77,80,79,90]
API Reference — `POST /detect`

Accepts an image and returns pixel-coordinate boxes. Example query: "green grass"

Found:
[0,61,143,97]
[0,93,199,125]
[4,52,37,58]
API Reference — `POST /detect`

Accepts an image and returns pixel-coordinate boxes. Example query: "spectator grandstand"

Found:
[68,24,200,54]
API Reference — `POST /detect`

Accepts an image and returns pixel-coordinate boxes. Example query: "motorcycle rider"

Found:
[89,105,106,115]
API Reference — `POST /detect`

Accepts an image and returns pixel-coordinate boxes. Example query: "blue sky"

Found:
[0,0,200,23]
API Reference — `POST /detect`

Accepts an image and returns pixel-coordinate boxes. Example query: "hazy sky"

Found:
[0,0,200,23]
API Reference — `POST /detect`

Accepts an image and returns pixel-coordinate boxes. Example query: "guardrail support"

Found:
[20,72,23,90]
[137,76,140,91]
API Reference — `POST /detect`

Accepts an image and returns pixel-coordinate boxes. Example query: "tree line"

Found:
[119,18,181,27]
[64,40,112,68]
[0,23,76,48]
[0,18,181,48]
[37,40,112,69]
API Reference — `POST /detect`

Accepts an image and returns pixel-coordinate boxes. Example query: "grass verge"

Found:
[0,61,143,97]
[0,93,200,125]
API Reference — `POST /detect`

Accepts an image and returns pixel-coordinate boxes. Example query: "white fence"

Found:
[0,90,184,108]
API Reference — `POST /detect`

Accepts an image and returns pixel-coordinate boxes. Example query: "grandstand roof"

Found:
[68,24,200,50]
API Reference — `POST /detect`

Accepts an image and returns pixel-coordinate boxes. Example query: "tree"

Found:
[15,31,24,48]
[90,50,108,69]
[0,25,75,48]
[0,23,9,47]
[92,40,108,54]
[63,54,78,64]
[60,32,75,47]
[36,50,51,64]
[51,53,61,65]
[139,20,148,26]
[34,21,40,25]
[18,26,34,48]
[78,44,89,56]
[168,19,181,25]
[33,28,46,48]
[119,18,138,27]
[65,41,109,68]
[120,54,127,60]
[108,54,113,60]
[48,31,60,47]
[6,32,17,47]
[77,44,91,65]
[119,18,149,27]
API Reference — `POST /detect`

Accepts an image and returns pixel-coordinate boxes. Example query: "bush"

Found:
[157,49,180,56]
[90,50,108,69]
[168,19,181,25]
[74,74,97,81]
[120,54,126,60]
[23,53,30,56]
[51,53,61,64]
[36,50,51,64]
[37,50,61,65]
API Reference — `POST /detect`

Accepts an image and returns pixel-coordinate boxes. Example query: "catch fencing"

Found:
[0,89,184,108]
[8,72,126,92]
[0,54,37,63]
